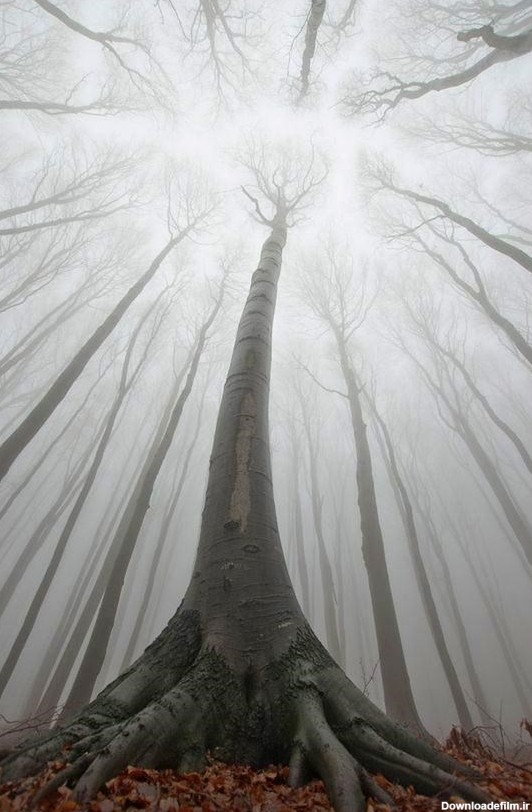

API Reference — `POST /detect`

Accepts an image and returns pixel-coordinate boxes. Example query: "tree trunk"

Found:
[0,299,163,694]
[0,231,190,483]
[290,435,312,619]
[0,433,102,623]
[28,461,144,717]
[408,350,532,565]
[300,407,343,664]
[368,397,474,729]
[120,382,208,670]
[298,0,326,100]
[407,487,492,725]
[336,342,424,732]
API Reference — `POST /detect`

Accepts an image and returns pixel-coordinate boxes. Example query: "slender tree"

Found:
[297,385,343,664]
[300,247,425,731]
[373,172,532,277]
[120,379,210,670]
[367,392,474,729]
[289,430,312,618]
[403,297,532,475]
[0,292,171,695]
[410,230,532,368]
[297,0,326,101]
[0,182,214,483]
[400,339,532,565]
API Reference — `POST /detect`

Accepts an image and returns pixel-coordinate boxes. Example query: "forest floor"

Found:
[1,726,531,811]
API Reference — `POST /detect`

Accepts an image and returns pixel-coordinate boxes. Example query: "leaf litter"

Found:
[1,727,531,810]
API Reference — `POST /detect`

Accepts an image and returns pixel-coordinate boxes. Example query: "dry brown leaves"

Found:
[1,729,531,811]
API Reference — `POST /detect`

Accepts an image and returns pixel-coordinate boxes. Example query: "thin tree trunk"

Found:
[0,229,192,482]
[119,381,208,670]
[0,359,112,524]
[301,411,343,664]
[452,524,532,718]
[336,343,423,730]
[414,500,492,724]
[415,234,532,367]
[408,350,532,565]
[298,0,326,100]
[0,431,104,623]
[28,460,144,717]
[290,435,312,618]
[393,184,532,276]
[35,388,183,715]
[0,299,164,692]
[368,396,474,729]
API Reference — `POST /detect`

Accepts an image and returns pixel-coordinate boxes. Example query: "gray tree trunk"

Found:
[336,341,424,732]
[368,397,474,729]
[0,231,190,483]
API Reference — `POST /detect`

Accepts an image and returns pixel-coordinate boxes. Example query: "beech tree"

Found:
[0,292,172,695]
[367,393,474,730]
[295,384,343,665]
[298,246,426,732]
[0,152,490,812]
[0,175,215,483]
[396,330,532,567]
[297,0,326,101]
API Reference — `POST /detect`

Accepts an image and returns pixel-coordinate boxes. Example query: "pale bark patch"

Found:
[228,392,256,533]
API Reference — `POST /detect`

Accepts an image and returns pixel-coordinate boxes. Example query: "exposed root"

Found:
[291,691,366,812]
[0,626,493,812]
[358,766,395,807]
[30,753,94,807]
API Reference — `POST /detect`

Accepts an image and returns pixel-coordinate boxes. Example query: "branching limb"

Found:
[457,23,532,54]
[343,18,532,117]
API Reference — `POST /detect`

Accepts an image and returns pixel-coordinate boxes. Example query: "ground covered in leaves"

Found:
[1,729,531,811]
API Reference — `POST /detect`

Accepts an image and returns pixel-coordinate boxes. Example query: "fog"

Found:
[1,0,531,748]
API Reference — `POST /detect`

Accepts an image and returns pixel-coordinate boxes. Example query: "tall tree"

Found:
[0,155,487,812]
[0,182,214,483]
[399,338,532,565]
[300,247,425,731]
[372,171,532,277]
[297,0,326,101]
[0,292,171,695]
[296,385,343,665]
[367,392,474,729]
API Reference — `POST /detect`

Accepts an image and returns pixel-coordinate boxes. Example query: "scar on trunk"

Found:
[228,391,256,533]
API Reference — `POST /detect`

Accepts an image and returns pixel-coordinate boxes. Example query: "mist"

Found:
[0,0,531,795]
